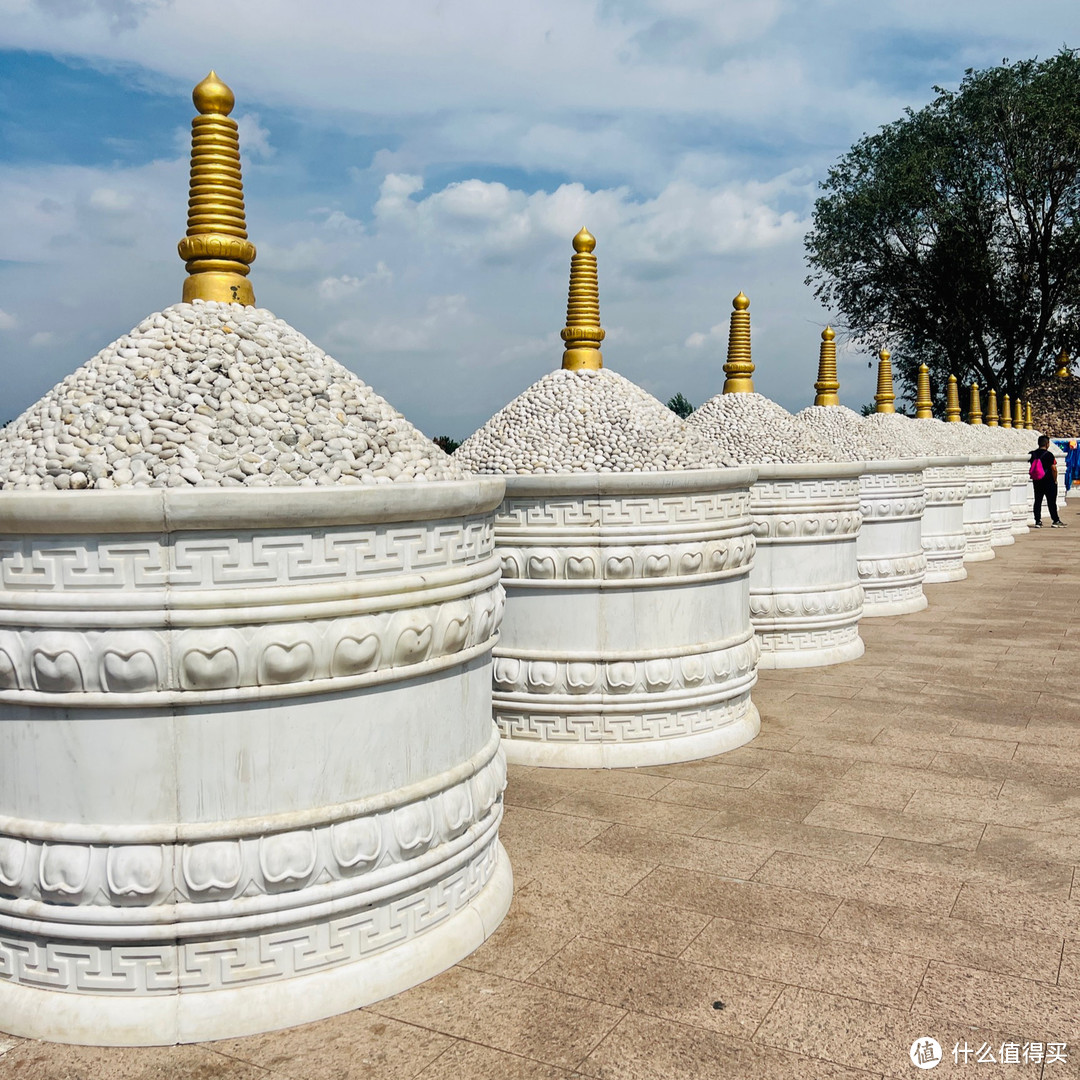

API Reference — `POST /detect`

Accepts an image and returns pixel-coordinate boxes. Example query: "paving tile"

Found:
[951,881,1080,936]
[873,728,1019,760]
[867,838,1074,895]
[628,863,840,934]
[841,760,1005,799]
[582,823,770,880]
[578,1012,882,1080]
[978,824,1080,865]
[372,966,624,1071]
[498,804,613,853]
[638,758,765,789]
[0,1044,270,1080]
[930,751,1080,790]
[789,736,937,768]
[756,985,1040,1079]
[529,936,783,1040]
[485,876,712,960]
[413,1041,579,1080]
[504,841,654,897]
[510,766,674,799]
[713,745,853,778]
[803,801,984,849]
[751,850,961,915]
[503,771,575,810]
[747,771,913,810]
[913,962,1080,1042]
[681,916,928,1008]
[905,789,1080,835]
[1060,939,1080,988]
[820,898,1063,981]
[696,810,884,863]
[547,788,716,835]
[210,1009,452,1079]
[651,779,818,821]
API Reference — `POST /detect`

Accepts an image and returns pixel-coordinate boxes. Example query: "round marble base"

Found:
[925,566,968,584]
[963,548,996,563]
[0,840,513,1046]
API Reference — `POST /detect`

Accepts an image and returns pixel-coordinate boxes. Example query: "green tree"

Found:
[432,435,461,454]
[667,392,694,418]
[805,50,1080,411]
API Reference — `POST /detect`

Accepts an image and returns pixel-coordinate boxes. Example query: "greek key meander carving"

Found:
[858,473,924,493]
[0,584,504,700]
[864,583,925,603]
[0,516,494,594]
[758,624,861,652]
[492,636,759,699]
[497,534,755,584]
[497,491,750,531]
[0,834,502,995]
[752,478,860,503]
[0,747,505,913]
[495,695,754,743]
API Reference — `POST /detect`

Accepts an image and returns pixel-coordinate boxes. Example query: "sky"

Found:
[0,0,1076,439]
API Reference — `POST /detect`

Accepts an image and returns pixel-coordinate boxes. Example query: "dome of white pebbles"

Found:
[0,301,462,490]
[454,367,735,474]
[687,392,834,464]
[796,405,919,461]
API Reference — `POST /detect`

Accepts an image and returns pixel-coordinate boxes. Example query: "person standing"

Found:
[1030,435,1066,527]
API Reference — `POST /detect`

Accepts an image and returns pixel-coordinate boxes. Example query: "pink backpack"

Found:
[1029,456,1046,481]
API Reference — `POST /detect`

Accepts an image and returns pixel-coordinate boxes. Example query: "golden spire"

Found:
[1001,393,1012,428]
[1025,401,1034,429]
[915,364,934,418]
[1013,396,1023,428]
[560,227,604,370]
[968,383,982,424]
[986,389,999,426]
[722,292,754,393]
[178,71,256,305]
[944,375,961,421]
[813,326,839,406]
[874,348,895,413]
[1056,349,1071,379]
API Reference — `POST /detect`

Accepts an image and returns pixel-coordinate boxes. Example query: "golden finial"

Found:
[944,375,961,421]
[178,71,256,305]
[1001,393,1012,428]
[1013,396,1023,428]
[813,326,839,406]
[560,227,604,371]
[986,389,999,426]
[722,292,754,393]
[1056,349,1071,379]
[968,383,982,424]
[915,364,934,418]
[1025,401,1034,429]
[874,348,895,413]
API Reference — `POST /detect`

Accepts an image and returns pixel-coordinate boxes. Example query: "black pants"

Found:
[1034,479,1059,524]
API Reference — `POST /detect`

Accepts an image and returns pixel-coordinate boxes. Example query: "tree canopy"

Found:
[666,392,694,418]
[805,50,1080,411]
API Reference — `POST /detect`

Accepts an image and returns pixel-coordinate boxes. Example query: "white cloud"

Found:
[236,112,274,160]
[0,310,16,331]
[29,331,55,347]
[317,262,392,302]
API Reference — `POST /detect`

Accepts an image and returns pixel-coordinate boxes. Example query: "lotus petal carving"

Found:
[644,658,674,690]
[644,553,671,576]
[101,649,159,693]
[260,830,317,885]
[0,837,26,888]
[107,845,164,898]
[330,816,383,870]
[183,840,243,893]
[528,661,558,690]
[606,662,636,690]
[259,641,315,685]
[332,634,380,677]
[493,656,521,690]
[680,655,706,685]
[33,650,83,693]
[392,800,436,854]
[605,554,634,579]
[527,554,557,579]
[442,613,471,654]
[441,783,473,838]
[393,623,433,667]
[40,843,91,896]
[566,554,596,578]
[566,662,598,693]
[181,646,239,690]
[0,649,17,690]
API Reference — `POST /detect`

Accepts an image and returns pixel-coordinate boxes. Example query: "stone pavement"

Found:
[3,515,1080,1079]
